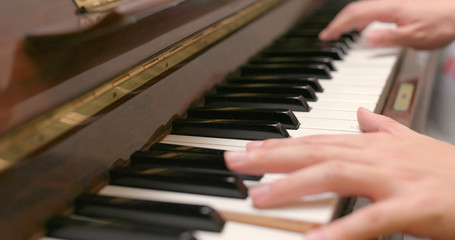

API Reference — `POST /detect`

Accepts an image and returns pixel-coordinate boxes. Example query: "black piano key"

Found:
[280,36,352,48]
[239,63,332,79]
[270,40,348,55]
[110,167,249,199]
[296,14,335,25]
[293,22,331,30]
[277,36,350,51]
[286,27,360,42]
[205,93,310,112]
[172,118,290,140]
[149,143,225,156]
[284,29,326,38]
[131,149,262,181]
[225,75,324,92]
[260,48,344,61]
[131,150,228,171]
[47,215,195,240]
[249,55,336,72]
[286,28,360,42]
[75,194,225,232]
[187,107,300,129]
[216,82,318,101]
[330,31,361,42]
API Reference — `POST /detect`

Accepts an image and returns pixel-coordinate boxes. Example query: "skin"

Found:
[225,108,455,240]
[319,0,455,49]
[225,1,455,239]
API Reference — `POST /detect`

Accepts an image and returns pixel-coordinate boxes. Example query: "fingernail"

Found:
[247,141,264,149]
[250,184,270,200]
[305,229,325,240]
[224,151,247,167]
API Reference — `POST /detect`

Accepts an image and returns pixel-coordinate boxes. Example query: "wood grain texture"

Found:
[0,0,316,239]
[0,0,234,136]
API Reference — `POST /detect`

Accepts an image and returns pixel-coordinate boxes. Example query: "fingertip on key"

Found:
[318,29,332,41]
[305,229,326,240]
[249,184,271,205]
[224,151,248,168]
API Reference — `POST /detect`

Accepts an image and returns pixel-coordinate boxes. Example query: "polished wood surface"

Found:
[0,0,317,239]
[382,48,441,131]
[0,0,246,137]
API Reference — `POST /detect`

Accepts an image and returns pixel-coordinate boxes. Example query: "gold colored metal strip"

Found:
[73,0,121,12]
[0,0,284,169]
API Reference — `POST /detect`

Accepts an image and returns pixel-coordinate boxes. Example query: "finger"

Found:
[368,24,455,50]
[250,162,392,208]
[305,198,421,240]
[357,107,416,136]
[246,134,363,150]
[365,27,413,47]
[225,143,370,175]
[319,1,402,41]
[247,134,385,152]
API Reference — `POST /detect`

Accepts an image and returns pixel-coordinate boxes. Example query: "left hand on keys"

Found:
[224,107,455,240]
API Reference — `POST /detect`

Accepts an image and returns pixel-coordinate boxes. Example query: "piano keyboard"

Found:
[161,40,399,150]
[42,1,403,239]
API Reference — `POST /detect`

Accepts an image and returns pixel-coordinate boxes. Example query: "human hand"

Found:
[224,108,455,240]
[319,0,455,49]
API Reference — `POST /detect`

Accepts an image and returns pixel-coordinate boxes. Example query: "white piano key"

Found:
[162,127,361,151]
[196,222,304,240]
[288,128,362,136]
[338,53,398,63]
[310,100,377,111]
[314,92,380,102]
[100,185,339,225]
[162,134,250,150]
[321,85,384,95]
[330,72,391,82]
[321,80,386,88]
[331,66,393,77]
[342,47,400,60]
[42,222,305,240]
[293,109,358,121]
[290,118,361,134]
[336,59,397,70]
[335,60,397,68]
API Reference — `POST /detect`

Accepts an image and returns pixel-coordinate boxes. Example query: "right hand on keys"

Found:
[319,0,455,50]
[225,108,455,240]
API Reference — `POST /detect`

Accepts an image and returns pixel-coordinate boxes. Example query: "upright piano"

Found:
[0,0,441,239]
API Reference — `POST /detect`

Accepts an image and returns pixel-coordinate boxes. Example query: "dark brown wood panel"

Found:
[0,0,239,136]
[0,0,316,239]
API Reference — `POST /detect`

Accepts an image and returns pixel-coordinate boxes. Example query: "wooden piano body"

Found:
[0,0,440,239]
